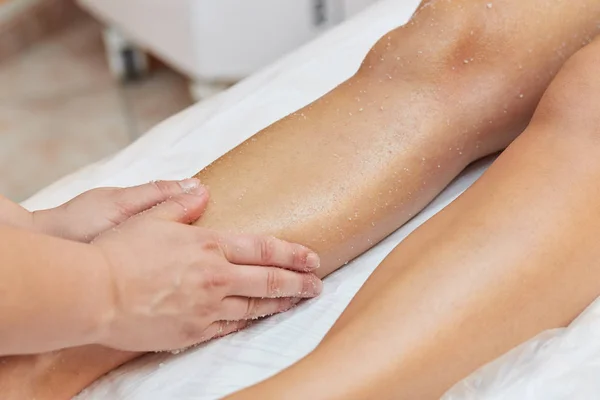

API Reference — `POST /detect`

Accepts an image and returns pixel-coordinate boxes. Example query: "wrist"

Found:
[32,207,84,243]
[48,242,119,349]
[30,208,64,237]
[82,245,118,347]
[0,195,39,233]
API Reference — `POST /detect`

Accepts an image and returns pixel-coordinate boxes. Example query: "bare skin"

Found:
[230,35,600,400]
[0,180,320,356]
[2,0,600,398]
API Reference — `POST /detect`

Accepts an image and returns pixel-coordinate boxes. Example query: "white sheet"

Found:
[22,1,600,398]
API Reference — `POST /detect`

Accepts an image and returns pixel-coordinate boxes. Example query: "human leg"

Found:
[229,35,600,400]
[3,0,600,398]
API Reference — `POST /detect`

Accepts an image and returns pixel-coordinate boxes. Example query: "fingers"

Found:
[226,265,322,298]
[139,184,210,224]
[220,296,301,321]
[184,297,302,346]
[218,234,320,272]
[114,178,206,221]
[200,320,251,343]
[180,297,300,347]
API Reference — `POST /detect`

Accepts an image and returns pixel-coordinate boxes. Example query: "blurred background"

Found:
[0,0,379,202]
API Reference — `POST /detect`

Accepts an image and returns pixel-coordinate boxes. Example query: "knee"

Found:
[357,1,521,86]
[532,37,600,131]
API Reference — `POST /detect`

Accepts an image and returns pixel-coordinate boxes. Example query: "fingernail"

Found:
[178,178,204,195]
[303,275,323,297]
[305,252,321,270]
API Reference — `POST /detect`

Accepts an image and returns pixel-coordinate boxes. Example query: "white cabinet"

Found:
[78,0,381,90]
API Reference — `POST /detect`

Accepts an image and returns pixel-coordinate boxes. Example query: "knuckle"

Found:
[233,320,250,334]
[201,238,222,253]
[216,321,228,335]
[212,231,232,256]
[244,298,258,319]
[278,297,293,313]
[301,274,312,296]
[169,194,205,222]
[291,245,305,268]
[200,269,229,291]
[213,321,233,338]
[258,236,277,264]
[211,270,230,289]
[266,270,281,297]
[169,195,193,214]
[151,180,179,198]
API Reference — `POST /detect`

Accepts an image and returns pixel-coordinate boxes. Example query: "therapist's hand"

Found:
[91,181,322,352]
[32,179,202,242]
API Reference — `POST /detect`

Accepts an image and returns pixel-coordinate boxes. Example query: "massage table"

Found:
[22,0,600,398]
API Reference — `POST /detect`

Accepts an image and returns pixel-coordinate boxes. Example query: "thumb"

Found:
[140,184,210,224]
[113,178,204,217]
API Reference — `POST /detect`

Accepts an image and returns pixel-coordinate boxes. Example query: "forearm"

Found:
[9,0,600,397]
[0,194,79,239]
[0,226,111,355]
[0,195,34,231]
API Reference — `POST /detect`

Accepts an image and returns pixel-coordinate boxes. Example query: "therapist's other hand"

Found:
[91,182,322,352]
[32,179,201,242]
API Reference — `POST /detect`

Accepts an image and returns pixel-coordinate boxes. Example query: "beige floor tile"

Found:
[0,17,111,103]
[0,86,130,201]
[0,15,195,202]
[122,68,193,137]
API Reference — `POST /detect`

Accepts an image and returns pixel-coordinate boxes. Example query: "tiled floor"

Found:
[0,15,194,202]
